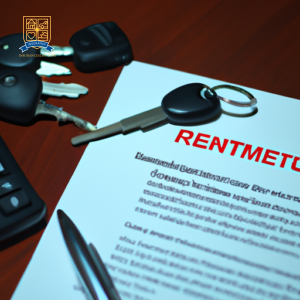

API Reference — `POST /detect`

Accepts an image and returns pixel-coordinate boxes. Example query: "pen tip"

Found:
[57,209,65,220]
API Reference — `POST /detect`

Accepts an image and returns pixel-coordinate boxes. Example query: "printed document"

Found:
[12,61,300,300]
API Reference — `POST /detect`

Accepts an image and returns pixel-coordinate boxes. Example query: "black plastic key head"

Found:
[69,22,133,73]
[0,68,42,124]
[161,83,221,125]
[0,33,40,72]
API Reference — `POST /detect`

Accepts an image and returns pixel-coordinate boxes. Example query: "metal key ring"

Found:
[212,84,257,107]
[210,84,258,117]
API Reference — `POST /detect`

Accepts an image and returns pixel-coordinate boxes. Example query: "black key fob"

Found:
[0,136,47,250]
[0,33,41,72]
[161,83,221,125]
[69,22,134,73]
[0,68,42,124]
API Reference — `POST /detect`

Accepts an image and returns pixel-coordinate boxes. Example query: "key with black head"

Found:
[42,21,134,73]
[0,68,96,131]
[71,83,221,146]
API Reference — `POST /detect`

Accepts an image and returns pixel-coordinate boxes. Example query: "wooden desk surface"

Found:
[0,1,299,298]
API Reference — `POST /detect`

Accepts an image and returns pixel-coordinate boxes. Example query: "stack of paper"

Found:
[12,61,300,300]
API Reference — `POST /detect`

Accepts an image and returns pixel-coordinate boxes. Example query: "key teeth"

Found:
[37,61,72,77]
[42,82,89,98]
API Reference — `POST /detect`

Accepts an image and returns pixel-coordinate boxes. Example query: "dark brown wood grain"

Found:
[0,0,300,298]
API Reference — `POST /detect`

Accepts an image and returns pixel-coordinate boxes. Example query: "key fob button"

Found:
[80,40,91,47]
[0,33,40,72]
[1,75,17,87]
[161,83,221,125]
[0,68,42,124]
[0,162,9,177]
[0,190,31,215]
[0,162,8,177]
[0,175,20,197]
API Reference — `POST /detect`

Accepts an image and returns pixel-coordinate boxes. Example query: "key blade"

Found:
[42,82,88,98]
[36,100,96,132]
[36,61,71,77]
[120,106,167,132]
[72,122,122,146]
[71,106,167,146]
[40,45,74,57]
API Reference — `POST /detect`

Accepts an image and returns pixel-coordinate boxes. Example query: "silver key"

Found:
[72,106,167,146]
[36,100,96,132]
[41,46,74,57]
[42,81,88,98]
[71,83,257,145]
[36,61,72,77]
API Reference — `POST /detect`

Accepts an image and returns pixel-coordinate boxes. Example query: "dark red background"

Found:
[1,1,300,299]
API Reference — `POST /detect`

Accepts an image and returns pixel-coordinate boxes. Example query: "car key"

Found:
[0,68,96,131]
[72,83,257,146]
[0,33,71,77]
[71,83,221,146]
[41,21,133,73]
[0,135,47,249]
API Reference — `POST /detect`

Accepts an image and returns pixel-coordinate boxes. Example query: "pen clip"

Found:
[88,243,121,300]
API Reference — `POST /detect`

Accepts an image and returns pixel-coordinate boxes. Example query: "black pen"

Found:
[57,209,121,300]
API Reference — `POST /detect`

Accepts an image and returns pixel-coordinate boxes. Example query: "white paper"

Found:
[12,61,300,300]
